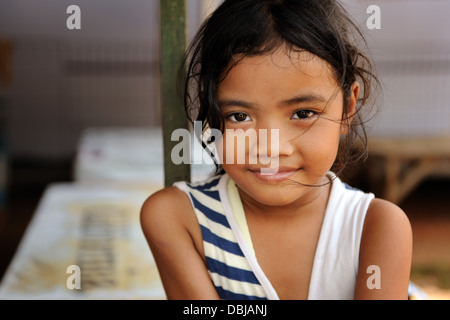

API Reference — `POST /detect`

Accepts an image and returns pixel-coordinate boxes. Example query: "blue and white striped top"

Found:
[174,174,275,300]
[174,173,375,300]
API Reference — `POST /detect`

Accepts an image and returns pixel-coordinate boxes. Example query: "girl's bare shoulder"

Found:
[364,198,412,237]
[140,186,194,243]
[360,198,412,256]
[141,186,190,215]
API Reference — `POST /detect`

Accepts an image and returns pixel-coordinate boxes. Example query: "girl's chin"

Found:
[238,183,309,207]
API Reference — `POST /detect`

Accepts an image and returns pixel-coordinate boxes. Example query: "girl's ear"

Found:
[340,81,360,135]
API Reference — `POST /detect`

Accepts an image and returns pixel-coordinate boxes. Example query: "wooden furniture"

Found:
[367,136,450,204]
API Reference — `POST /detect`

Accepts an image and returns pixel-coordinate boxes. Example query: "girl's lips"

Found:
[250,167,299,182]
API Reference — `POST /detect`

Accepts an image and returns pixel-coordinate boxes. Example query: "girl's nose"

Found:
[250,126,295,161]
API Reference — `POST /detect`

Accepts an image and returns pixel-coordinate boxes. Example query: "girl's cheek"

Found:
[300,128,340,161]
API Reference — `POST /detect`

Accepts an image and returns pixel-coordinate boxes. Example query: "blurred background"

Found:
[0,0,448,299]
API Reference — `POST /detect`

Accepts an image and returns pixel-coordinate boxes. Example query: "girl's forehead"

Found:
[219,47,339,98]
[227,46,337,85]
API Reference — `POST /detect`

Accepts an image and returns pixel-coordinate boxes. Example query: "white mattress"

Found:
[73,127,216,184]
[0,183,166,299]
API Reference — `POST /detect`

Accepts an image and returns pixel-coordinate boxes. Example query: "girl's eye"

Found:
[227,112,251,122]
[291,110,318,120]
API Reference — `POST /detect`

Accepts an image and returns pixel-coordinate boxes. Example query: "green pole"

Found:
[160,0,190,187]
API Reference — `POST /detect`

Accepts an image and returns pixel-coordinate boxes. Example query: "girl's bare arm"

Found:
[354,198,413,300]
[140,187,220,300]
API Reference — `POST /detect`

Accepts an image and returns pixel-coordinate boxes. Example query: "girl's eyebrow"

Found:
[218,93,328,109]
[217,98,255,109]
[281,93,328,106]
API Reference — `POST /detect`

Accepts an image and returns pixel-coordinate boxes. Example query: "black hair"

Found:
[182,0,379,176]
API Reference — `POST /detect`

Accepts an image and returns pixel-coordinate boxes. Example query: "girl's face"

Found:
[215,46,359,208]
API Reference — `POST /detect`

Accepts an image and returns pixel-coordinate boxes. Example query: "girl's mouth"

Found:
[249,167,299,182]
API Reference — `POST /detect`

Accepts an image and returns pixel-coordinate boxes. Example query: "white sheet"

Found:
[0,183,166,300]
[73,127,216,184]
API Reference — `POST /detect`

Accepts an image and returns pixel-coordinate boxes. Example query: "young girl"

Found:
[141,0,412,300]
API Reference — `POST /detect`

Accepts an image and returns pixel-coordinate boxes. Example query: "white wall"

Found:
[0,0,217,159]
[0,0,221,41]
[341,0,450,137]
[341,0,450,42]
[0,0,158,40]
